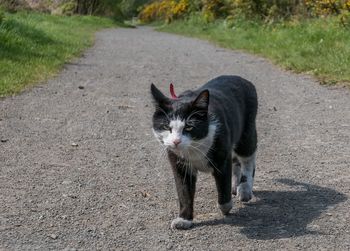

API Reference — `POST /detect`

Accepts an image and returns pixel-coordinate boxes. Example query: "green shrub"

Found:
[118,0,149,18]
[305,0,344,17]
[0,8,4,23]
[0,0,30,12]
[339,9,350,27]
[201,0,228,22]
[52,1,76,15]
[228,0,306,21]
[139,0,190,23]
[140,0,350,24]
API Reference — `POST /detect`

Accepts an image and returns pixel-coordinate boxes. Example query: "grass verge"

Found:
[157,15,350,86]
[0,11,116,97]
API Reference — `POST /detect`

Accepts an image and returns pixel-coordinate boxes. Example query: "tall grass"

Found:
[158,15,350,85]
[0,11,116,96]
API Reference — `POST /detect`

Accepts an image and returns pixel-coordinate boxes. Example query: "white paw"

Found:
[237,182,252,202]
[218,200,233,215]
[171,217,193,230]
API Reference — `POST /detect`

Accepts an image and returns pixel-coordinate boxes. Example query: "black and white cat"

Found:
[151,75,258,229]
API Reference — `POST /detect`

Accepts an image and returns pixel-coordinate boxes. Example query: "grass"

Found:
[157,15,350,86]
[0,11,116,96]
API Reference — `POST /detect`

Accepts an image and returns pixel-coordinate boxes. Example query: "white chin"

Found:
[169,147,183,155]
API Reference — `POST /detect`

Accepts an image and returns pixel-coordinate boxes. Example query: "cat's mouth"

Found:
[168,145,186,155]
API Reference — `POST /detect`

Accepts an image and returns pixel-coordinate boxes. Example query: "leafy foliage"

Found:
[139,0,189,23]
[74,0,150,18]
[305,0,350,16]
[201,0,228,21]
[140,0,350,24]
[0,0,30,12]
[0,8,4,23]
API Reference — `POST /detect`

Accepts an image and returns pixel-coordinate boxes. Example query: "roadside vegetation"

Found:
[0,0,150,96]
[0,11,115,96]
[1,0,349,96]
[139,0,350,85]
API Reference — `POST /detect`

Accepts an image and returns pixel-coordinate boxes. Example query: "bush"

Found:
[139,0,189,23]
[51,1,76,15]
[72,0,150,19]
[305,0,350,17]
[339,9,350,27]
[0,8,4,23]
[201,0,228,21]
[118,0,150,18]
[61,2,76,15]
[228,0,307,21]
[306,0,339,16]
[0,0,30,12]
[140,0,350,24]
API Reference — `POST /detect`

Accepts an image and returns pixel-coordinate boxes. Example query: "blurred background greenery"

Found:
[1,0,349,96]
[2,0,349,24]
[139,0,350,25]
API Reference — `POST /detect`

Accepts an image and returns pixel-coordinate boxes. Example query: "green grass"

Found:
[0,11,116,96]
[158,15,350,86]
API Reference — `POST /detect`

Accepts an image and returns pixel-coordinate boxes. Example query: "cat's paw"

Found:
[218,200,233,215]
[237,182,252,202]
[171,217,193,230]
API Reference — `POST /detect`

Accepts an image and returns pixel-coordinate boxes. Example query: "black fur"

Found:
[151,85,210,141]
[240,175,247,183]
[151,75,258,223]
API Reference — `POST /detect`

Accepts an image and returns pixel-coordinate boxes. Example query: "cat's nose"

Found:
[173,139,181,146]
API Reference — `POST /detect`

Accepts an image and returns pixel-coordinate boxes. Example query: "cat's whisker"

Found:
[156,105,171,121]
[192,140,217,156]
[150,76,258,227]
[137,138,163,154]
[188,145,222,174]
[190,148,206,176]
[187,110,206,121]
[159,151,168,171]
[182,159,188,185]
[139,138,161,144]
[188,146,206,171]
[182,152,194,185]
[153,146,168,173]
[187,119,201,124]
[188,155,194,186]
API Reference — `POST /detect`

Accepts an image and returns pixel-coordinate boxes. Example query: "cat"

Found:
[151,75,258,229]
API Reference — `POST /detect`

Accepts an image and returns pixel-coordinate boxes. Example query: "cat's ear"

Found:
[192,90,209,110]
[150,84,171,107]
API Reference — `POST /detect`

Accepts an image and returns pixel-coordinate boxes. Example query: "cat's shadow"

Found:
[194,179,347,240]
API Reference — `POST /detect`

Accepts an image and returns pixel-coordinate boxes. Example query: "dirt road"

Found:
[1,27,349,250]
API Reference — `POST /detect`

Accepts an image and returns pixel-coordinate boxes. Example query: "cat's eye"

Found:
[185,126,193,132]
[162,125,171,131]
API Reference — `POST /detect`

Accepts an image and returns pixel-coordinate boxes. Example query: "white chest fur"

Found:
[183,123,217,173]
[186,151,213,173]
[154,118,218,174]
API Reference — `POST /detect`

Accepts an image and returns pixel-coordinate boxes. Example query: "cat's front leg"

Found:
[213,156,233,215]
[168,152,196,230]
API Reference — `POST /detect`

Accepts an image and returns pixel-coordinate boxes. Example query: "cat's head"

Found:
[150,84,212,155]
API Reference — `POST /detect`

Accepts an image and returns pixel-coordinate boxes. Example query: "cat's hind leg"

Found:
[232,156,241,196]
[236,152,256,202]
[234,117,257,202]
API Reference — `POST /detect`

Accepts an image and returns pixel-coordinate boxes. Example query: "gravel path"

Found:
[1,27,349,250]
